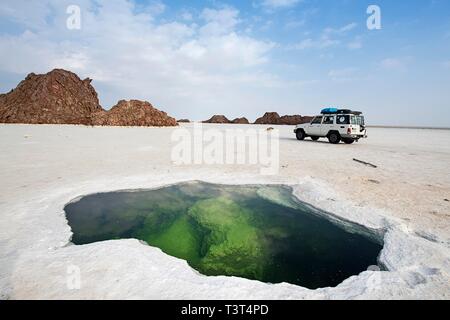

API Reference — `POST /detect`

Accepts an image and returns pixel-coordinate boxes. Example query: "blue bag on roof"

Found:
[321,108,338,114]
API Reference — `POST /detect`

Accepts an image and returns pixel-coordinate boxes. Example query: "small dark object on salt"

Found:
[353,158,378,168]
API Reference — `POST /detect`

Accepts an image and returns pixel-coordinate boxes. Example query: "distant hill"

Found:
[93,100,177,127]
[201,113,312,125]
[254,112,313,125]
[0,69,177,127]
[231,117,250,124]
[203,115,231,124]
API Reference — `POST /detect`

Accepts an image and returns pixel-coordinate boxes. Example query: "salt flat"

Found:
[0,123,449,299]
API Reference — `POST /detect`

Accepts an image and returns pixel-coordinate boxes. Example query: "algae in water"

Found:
[65,182,383,289]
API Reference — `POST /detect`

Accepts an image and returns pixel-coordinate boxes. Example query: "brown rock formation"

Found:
[93,100,177,127]
[231,117,250,124]
[0,69,102,125]
[254,112,281,125]
[203,115,231,124]
[254,112,313,125]
[0,69,178,127]
[279,115,314,125]
[302,116,315,124]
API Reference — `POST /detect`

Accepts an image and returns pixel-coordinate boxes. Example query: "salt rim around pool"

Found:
[64,181,384,289]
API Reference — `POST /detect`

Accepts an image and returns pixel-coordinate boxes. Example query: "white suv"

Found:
[294,109,367,144]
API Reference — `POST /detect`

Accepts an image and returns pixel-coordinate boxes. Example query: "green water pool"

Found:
[64,181,383,289]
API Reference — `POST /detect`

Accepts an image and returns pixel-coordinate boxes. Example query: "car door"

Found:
[321,115,336,136]
[307,116,323,136]
[336,115,350,134]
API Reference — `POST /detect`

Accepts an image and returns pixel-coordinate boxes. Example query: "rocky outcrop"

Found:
[254,112,313,125]
[93,100,177,127]
[203,115,250,124]
[0,69,103,125]
[201,113,312,125]
[0,69,178,127]
[279,115,314,125]
[254,112,281,125]
[203,115,231,124]
[177,119,190,123]
[231,117,250,124]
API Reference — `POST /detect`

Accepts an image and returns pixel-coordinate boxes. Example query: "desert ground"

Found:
[0,123,449,299]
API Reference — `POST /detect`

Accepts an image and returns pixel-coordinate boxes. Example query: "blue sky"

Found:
[1,0,449,126]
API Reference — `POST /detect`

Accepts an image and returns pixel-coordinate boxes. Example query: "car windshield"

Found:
[351,116,365,125]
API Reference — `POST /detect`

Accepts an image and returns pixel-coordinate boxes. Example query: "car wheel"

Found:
[328,132,341,144]
[343,138,355,144]
[311,136,320,141]
[296,130,306,141]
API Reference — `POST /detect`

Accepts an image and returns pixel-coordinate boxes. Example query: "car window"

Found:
[351,116,365,125]
[337,115,350,124]
[323,116,334,124]
[311,117,323,124]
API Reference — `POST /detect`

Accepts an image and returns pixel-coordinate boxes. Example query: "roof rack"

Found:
[321,108,362,115]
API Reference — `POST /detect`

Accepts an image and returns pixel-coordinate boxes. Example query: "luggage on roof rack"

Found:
[336,109,352,114]
[339,110,363,115]
[321,108,363,115]
[321,108,338,114]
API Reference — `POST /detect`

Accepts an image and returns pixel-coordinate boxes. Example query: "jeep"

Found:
[294,108,367,144]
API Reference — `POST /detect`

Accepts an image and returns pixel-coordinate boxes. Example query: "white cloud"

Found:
[135,0,166,16]
[380,58,411,71]
[260,19,274,31]
[348,37,362,50]
[0,0,277,118]
[261,0,301,9]
[180,11,193,21]
[289,23,357,51]
[284,19,305,29]
[289,36,340,50]
[328,68,359,82]
[324,23,357,35]
[0,0,54,29]
[348,42,362,50]
[292,38,313,50]
[199,7,240,36]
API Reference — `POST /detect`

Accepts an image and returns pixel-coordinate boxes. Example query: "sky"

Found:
[0,0,449,127]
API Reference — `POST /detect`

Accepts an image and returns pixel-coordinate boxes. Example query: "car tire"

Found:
[311,136,320,141]
[328,132,341,144]
[296,130,306,141]
[343,138,355,144]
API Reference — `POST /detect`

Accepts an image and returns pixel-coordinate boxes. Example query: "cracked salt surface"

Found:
[0,124,449,299]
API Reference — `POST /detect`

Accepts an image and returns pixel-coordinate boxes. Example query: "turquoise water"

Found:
[65,181,383,289]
